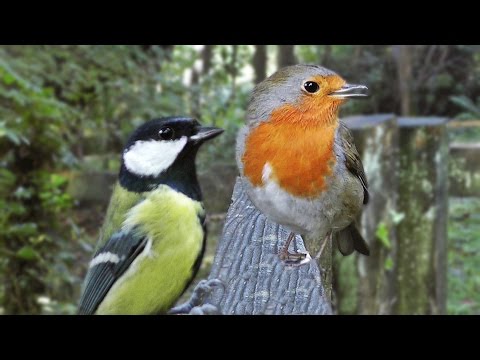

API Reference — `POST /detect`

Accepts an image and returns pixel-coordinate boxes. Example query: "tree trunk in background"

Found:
[393,45,413,115]
[253,45,267,84]
[340,114,399,314]
[278,45,297,68]
[321,45,332,67]
[335,115,448,315]
[395,117,448,314]
[230,45,238,99]
[190,45,214,119]
[205,179,332,314]
[190,67,201,119]
[202,45,214,75]
[352,46,363,68]
[224,45,239,108]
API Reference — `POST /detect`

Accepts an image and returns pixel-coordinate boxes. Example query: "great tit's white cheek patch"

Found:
[123,137,188,177]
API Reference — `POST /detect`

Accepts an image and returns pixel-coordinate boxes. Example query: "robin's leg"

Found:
[279,232,311,266]
[314,231,332,261]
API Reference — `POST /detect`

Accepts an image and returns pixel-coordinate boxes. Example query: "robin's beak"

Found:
[329,83,369,99]
[190,125,224,144]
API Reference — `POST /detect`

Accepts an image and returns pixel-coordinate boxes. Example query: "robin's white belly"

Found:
[243,160,363,239]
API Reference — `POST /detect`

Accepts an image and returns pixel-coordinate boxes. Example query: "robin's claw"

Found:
[278,248,312,267]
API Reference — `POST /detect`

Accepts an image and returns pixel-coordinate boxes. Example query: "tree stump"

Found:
[395,117,448,314]
[341,114,399,314]
[205,178,332,315]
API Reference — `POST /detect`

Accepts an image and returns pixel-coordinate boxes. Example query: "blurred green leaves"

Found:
[16,246,40,261]
[0,46,81,313]
[0,121,29,145]
[375,222,391,249]
[450,95,480,120]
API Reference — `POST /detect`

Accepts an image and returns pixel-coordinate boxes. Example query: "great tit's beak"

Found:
[329,83,369,99]
[190,125,224,143]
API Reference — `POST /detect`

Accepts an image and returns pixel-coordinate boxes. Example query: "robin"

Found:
[236,64,370,265]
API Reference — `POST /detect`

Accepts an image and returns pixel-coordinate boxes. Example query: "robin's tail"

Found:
[336,223,370,256]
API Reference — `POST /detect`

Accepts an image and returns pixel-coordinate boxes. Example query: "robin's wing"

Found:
[338,121,369,205]
[78,230,148,315]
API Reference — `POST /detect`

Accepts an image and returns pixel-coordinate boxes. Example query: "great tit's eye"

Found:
[158,127,175,140]
[303,81,320,94]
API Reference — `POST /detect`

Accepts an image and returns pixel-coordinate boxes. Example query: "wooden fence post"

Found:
[449,142,480,197]
[395,117,448,314]
[341,114,399,314]
[205,179,332,315]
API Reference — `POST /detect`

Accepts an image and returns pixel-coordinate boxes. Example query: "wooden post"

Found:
[205,179,332,315]
[341,114,399,314]
[395,117,448,314]
[449,143,480,197]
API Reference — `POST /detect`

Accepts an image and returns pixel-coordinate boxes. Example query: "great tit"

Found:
[78,117,223,315]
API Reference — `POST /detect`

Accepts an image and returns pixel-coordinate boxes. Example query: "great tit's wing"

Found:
[338,121,369,205]
[78,230,148,315]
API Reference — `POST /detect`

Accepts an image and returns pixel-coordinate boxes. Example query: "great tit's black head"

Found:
[121,117,223,179]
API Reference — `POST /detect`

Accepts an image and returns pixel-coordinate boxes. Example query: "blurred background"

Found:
[0,45,478,315]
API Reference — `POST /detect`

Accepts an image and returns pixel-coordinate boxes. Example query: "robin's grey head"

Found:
[246,64,368,125]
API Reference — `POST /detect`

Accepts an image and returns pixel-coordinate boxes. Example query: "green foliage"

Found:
[176,46,253,166]
[450,95,480,120]
[296,45,479,117]
[384,256,394,271]
[333,253,358,314]
[375,222,391,249]
[16,246,40,261]
[0,51,77,313]
[37,173,72,213]
[374,223,395,270]
[448,94,480,143]
[448,197,480,315]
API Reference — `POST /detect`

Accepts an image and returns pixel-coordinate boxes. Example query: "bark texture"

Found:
[205,178,332,315]
[395,117,448,314]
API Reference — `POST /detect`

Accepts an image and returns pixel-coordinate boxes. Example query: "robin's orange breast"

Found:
[242,104,337,198]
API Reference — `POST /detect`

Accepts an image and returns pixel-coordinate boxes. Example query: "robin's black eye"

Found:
[303,81,320,94]
[158,127,174,140]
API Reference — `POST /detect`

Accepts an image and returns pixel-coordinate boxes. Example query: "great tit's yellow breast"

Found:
[96,186,205,314]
